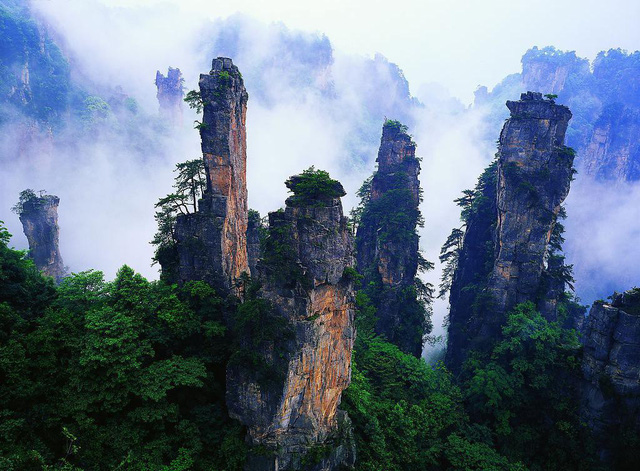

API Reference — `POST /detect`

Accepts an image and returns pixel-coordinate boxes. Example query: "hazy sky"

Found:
[89,0,640,102]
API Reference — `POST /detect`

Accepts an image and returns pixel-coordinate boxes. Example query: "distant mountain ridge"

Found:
[475,46,640,180]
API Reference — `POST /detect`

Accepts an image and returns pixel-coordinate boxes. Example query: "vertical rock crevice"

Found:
[246,209,263,277]
[446,92,575,371]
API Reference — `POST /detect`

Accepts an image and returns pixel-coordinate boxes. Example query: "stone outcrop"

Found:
[580,289,640,463]
[18,193,65,282]
[227,174,356,470]
[155,67,184,128]
[355,121,425,356]
[173,58,249,293]
[521,48,590,96]
[446,92,575,372]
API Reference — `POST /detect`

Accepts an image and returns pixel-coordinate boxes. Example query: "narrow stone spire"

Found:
[355,120,425,356]
[227,170,356,470]
[446,92,574,371]
[17,191,65,282]
[173,58,249,293]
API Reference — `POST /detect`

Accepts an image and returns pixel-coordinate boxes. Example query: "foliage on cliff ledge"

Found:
[152,158,207,282]
[439,160,497,299]
[383,118,409,133]
[228,275,294,389]
[285,166,346,206]
[11,188,57,214]
[462,301,596,470]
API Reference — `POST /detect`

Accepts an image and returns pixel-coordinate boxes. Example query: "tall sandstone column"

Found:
[18,193,65,282]
[227,175,356,471]
[355,121,424,356]
[174,57,249,292]
[446,92,575,371]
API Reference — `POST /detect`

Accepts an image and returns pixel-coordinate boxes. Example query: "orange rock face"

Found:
[272,283,354,440]
[200,57,249,289]
[173,57,249,292]
[228,199,356,470]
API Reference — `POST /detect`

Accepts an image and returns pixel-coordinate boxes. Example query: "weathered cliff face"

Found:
[228,176,356,470]
[521,48,590,96]
[581,106,640,180]
[18,194,65,282]
[355,121,426,356]
[446,92,575,371]
[155,67,184,128]
[580,289,640,463]
[174,57,249,293]
[0,3,71,127]
[489,92,574,316]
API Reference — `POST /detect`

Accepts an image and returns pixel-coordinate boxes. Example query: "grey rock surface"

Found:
[18,194,65,282]
[580,289,640,462]
[446,92,575,372]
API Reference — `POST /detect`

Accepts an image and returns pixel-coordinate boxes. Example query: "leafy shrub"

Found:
[285,166,346,206]
[383,119,409,133]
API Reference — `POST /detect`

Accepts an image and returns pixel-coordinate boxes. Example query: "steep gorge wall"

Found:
[446,92,575,371]
[228,179,356,470]
[173,57,249,293]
